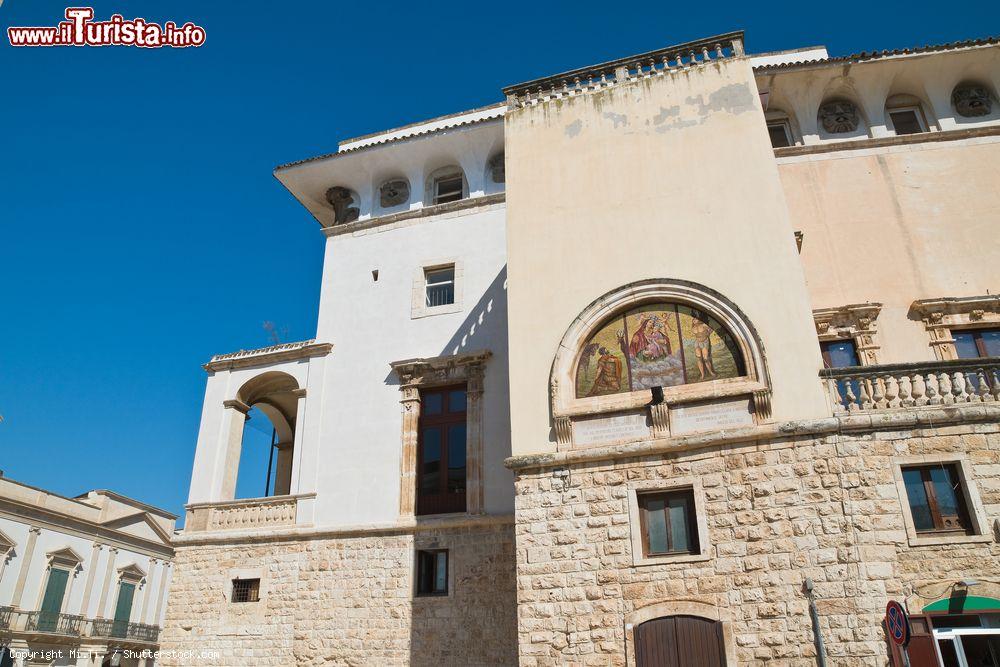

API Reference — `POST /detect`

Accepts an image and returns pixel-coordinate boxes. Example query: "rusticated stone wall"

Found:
[159,522,517,667]
[513,421,1000,666]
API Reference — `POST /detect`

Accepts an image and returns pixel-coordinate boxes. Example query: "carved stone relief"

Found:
[819,100,860,134]
[952,85,993,117]
[325,186,360,225]
[379,179,410,208]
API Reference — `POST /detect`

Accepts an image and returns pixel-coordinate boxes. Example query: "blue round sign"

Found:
[886,600,910,647]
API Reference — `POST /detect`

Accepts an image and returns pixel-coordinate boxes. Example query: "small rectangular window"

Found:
[231,578,260,603]
[767,121,792,148]
[416,549,448,596]
[820,339,860,369]
[952,328,1000,359]
[901,464,972,534]
[889,108,925,135]
[433,175,464,205]
[638,489,699,556]
[425,267,455,307]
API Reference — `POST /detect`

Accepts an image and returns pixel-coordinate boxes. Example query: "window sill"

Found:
[632,552,711,567]
[411,302,462,320]
[906,533,992,548]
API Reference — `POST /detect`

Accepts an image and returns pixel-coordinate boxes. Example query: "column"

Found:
[398,384,421,517]
[138,560,156,623]
[153,561,170,626]
[79,543,102,617]
[466,364,486,515]
[10,526,40,608]
[286,388,308,496]
[218,400,250,500]
[95,547,118,619]
[273,442,294,496]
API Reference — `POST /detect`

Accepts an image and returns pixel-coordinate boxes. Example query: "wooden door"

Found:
[635,615,727,667]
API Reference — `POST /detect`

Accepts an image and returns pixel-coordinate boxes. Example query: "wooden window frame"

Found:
[414,549,449,597]
[230,578,260,603]
[637,489,700,557]
[911,296,1000,361]
[416,385,468,516]
[819,338,861,369]
[627,478,710,566]
[951,327,1000,359]
[892,455,990,547]
[901,464,973,535]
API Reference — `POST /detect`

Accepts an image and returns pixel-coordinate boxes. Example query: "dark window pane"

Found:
[890,110,923,135]
[434,176,464,204]
[979,329,1000,357]
[929,466,963,523]
[821,340,860,368]
[767,123,791,148]
[643,498,668,554]
[902,468,934,531]
[448,390,467,413]
[421,428,441,495]
[447,424,466,493]
[953,331,981,359]
[423,393,443,415]
[434,552,448,592]
[667,494,691,553]
[416,550,448,595]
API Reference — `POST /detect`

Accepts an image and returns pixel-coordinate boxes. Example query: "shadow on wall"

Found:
[439,265,508,359]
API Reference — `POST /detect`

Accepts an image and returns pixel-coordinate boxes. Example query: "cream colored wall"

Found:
[779,136,1000,363]
[504,58,829,457]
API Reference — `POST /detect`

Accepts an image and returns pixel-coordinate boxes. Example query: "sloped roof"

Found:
[753,35,999,72]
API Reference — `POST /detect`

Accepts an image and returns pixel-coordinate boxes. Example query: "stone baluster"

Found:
[675,52,684,67]
[715,43,724,58]
[925,373,941,405]
[972,370,990,402]
[660,55,670,73]
[899,374,914,407]
[860,378,873,411]
[939,372,954,404]
[871,376,886,410]
[828,378,847,414]
[992,370,1000,401]
[844,377,858,412]
[911,373,927,406]
[885,375,901,408]
[952,372,969,403]
[702,45,711,60]
[688,49,697,64]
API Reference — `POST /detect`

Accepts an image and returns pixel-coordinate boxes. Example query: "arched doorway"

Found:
[635,615,727,667]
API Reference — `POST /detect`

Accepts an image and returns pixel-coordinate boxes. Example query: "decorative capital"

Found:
[223,399,251,415]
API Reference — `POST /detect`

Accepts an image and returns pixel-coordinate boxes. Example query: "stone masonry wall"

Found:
[160,522,517,667]
[513,422,1000,666]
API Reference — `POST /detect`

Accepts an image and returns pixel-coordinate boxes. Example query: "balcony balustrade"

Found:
[822,358,1000,414]
[0,607,159,644]
[185,493,306,533]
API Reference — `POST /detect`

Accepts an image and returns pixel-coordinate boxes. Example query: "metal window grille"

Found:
[231,578,260,603]
[425,267,455,307]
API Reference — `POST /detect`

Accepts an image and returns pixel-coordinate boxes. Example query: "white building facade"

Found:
[162,31,1000,667]
[0,476,175,667]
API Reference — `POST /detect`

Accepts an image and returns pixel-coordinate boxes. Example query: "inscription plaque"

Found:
[573,412,650,447]
[670,397,753,436]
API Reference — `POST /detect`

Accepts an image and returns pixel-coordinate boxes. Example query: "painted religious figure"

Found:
[575,302,744,398]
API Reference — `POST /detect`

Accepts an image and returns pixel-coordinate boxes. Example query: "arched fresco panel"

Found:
[575,303,744,398]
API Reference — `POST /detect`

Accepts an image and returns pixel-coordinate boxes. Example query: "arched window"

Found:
[575,303,744,399]
[233,371,300,499]
[425,165,467,205]
[884,93,931,135]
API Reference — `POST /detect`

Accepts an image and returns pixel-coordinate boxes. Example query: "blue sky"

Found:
[1,0,997,522]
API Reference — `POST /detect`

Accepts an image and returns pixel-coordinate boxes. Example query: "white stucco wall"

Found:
[308,205,512,525]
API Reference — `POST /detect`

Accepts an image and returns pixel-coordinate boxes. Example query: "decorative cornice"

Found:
[911,295,1000,319]
[323,193,505,238]
[171,512,514,547]
[204,340,332,372]
[390,350,492,386]
[774,126,1000,158]
[505,403,1000,471]
[813,303,882,335]
[753,35,999,73]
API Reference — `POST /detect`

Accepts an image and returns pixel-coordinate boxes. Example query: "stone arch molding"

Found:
[550,279,771,447]
[624,599,738,667]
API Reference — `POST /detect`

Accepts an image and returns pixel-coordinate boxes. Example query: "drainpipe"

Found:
[805,578,828,667]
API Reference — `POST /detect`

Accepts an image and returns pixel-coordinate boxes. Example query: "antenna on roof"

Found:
[262,321,288,345]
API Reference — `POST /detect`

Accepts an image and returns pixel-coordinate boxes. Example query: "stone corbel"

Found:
[222,399,251,414]
[752,388,772,421]
[649,403,670,438]
[813,303,883,365]
[554,416,573,447]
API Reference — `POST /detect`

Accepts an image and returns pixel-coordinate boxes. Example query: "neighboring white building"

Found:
[0,475,175,667]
